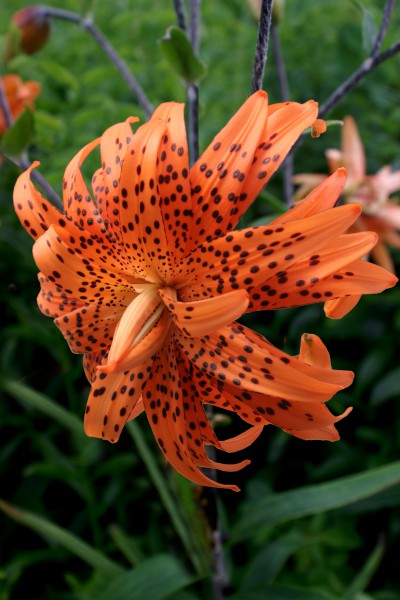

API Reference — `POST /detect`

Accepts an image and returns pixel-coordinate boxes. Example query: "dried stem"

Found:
[39,6,154,118]
[173,0,188,31]
[251,0,274,92]
[271,23,293,206]
[371,0,395,58]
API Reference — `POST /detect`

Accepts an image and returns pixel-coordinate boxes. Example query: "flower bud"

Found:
[5,6,50,62]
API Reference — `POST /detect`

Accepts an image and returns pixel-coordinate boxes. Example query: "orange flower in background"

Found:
[0,74,41,134]
[294,115,400,273]
[14,92,397,490]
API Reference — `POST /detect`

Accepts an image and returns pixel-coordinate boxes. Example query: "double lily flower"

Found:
[14,92,396,489]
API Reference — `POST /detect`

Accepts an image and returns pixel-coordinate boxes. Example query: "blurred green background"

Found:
[1,1,400,599]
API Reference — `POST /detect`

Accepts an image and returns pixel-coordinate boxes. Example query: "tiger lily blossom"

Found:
[0,74,40,134]
[294,115,400,273]
[14,92,397,490]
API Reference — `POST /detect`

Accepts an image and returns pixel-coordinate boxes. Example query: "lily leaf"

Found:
[159,26,206,84]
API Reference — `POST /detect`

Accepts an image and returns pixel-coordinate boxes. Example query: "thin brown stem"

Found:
[251,0,274,92]
[39,6,153,117]
[187,84,199,165]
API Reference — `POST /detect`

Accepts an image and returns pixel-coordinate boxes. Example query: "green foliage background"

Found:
[1,1,400,599]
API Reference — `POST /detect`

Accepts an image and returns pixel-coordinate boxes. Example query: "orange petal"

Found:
[176,324,351,403]
[106,288,161,367]
[279,169,347,224]
[287,407,352,441]
[84,353,152,442]
[298,333,331,369]
[100,309,172,373]
[13,161,61,240]
[342,116,365,185]
[143,344,241,490]
[159,288,249,337]
[324,295,361,319]
[54,303,123,354]
[246,231,379,312]
[62,136,105,238]
[181,203,362,300]
[186,90,269,250]
[217,425,264,452]
[150,102,193,259]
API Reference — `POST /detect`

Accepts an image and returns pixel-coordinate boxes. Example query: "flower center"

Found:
[99,283,176,374]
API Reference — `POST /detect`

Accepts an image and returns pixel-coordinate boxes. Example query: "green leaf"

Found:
[344,537,384,599]
[361,7,377,54]
[1,379,84,437]
[229,585,340,600]
[96,554,194,600]
[159,26,206,83]
[232,461,400,543]
[370,367,400,406]
[0,500,125,578]
[0,109,34,157]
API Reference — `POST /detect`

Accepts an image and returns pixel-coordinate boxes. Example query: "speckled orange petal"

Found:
[159,288,249,337]
[33,225,134,304]
[118,118,182,280]
[342,116,365,185]
[182,204,362,300]
[277,169,347,224]
[143,344,240,490]
[287,407,353,441]
[222,385,352,437]
[242,100,318,211]
[62,137,104,237]
[126,396,145,421]
[186,91,269,249]
[13,161,61,240]
[150,103,193,259]
[83,351,107,383]
[54,303,124,354]
[97,118,139,246]
[246,231,378,312]
[36,272,84,318]
[84,354,152,442]
[230,323,353,389]
[176,325,349,403]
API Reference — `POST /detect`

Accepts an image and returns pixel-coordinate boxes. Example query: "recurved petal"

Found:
[181,204,362,300]
[14,161,61,240]
[279,169,347,224]
[176,324,351,403]
[242,100,318,209]
[159,288,249,337]
[324,295,361,319]
[298,333,331,369]
[84,352,152,442]
[62,137,106,238]
[246,231,379,312]
[143,343,242,490]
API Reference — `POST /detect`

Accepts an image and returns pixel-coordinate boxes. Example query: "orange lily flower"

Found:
[294,116,400,273]
[14,92,397,490]
[0,74,41,134]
